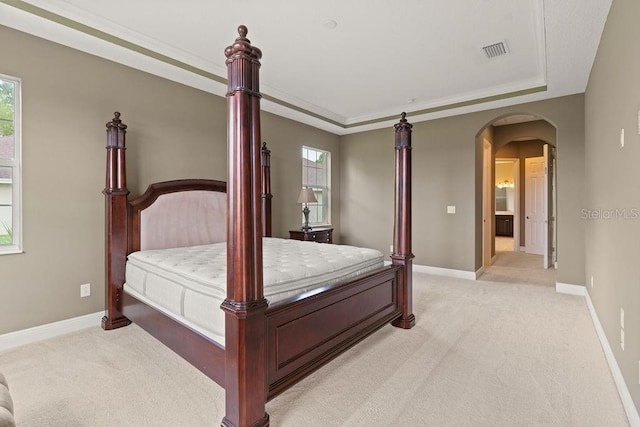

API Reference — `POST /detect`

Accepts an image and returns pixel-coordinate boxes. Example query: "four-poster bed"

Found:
[102,26,414,427]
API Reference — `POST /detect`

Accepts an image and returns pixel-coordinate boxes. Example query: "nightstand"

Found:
[289,228,333,244]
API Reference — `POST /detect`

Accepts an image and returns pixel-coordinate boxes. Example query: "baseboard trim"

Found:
[555,282,586,296]
[0,311,103,352]
[584,291,640,426]
[555,282,639,425]
[413,264,476,280]
[475,266,485,279]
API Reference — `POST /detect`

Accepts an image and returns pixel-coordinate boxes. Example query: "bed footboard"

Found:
[265,266,401,398]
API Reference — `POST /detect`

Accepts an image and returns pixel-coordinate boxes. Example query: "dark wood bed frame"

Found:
[102,25,414,427]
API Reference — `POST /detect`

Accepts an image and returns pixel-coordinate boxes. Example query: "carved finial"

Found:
[261,141,271,157]
[106,111,127,130]
[394,112,412,133]
[225,25,262,60]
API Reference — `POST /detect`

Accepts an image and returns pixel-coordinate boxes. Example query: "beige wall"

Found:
[0,25,339,334]
[585,0,640,410]
[341,94,585,285]
[262,114,341,240]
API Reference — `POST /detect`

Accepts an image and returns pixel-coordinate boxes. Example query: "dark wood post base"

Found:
[221,299,270,427]
[391,253,415,330]
[101,315,131,330]
[392,314,416,329]
[221,414,269,427]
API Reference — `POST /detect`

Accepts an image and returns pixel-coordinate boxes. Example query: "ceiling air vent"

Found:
[482,41,508,59]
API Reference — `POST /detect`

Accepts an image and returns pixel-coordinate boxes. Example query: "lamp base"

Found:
[302,205,311,232]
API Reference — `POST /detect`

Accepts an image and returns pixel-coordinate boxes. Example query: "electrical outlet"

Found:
[621,328,625,351]
[620,128,625,148]
[590,275,594,288]
[447,205,456,214]
[80,283,91,298]
[620,307,624,329]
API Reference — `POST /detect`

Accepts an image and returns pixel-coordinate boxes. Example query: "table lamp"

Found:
[297,188,317,231]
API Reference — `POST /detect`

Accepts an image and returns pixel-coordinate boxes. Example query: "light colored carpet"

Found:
[482,247,557,287]
[0,272,629,426]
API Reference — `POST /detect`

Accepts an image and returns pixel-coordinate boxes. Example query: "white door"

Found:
[483,139,492,268]
[525,155,547,257]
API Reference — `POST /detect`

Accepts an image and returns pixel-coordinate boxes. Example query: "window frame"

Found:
[0,74,22,255]
[302,146,331,226]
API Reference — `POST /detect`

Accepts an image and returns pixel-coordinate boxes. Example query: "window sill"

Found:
[0,248,23,256]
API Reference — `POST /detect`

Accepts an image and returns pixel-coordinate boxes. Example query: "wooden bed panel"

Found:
[121,292,226,387]
[265,267,401,398]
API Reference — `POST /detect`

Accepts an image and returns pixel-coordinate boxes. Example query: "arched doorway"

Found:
[476,113,558,277]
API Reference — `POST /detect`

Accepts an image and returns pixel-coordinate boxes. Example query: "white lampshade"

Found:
[297,188,317,204]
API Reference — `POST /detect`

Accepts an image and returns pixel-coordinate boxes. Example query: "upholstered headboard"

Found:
[129,179,227,253]
[139,190,226,250]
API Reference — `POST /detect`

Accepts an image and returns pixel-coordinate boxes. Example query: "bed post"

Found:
[261,142,272,237]
[391,112,416,329]
[221,26,270,427]
[102,112,132,330]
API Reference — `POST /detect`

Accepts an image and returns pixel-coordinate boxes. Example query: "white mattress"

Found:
[124,237,384,346]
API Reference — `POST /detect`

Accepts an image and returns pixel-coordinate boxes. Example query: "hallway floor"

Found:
[482,237,557,287]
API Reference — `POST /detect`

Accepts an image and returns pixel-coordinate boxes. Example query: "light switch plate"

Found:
[447,206,456,214]
[80,283,91,298]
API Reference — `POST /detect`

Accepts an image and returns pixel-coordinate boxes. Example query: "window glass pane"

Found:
[302,146,330,225]
[0,79,15,160]
[0,166,13,245]
[305,166,313,186]
[310,205,319,224]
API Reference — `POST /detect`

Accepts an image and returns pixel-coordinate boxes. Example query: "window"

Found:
[0,75,21,254]
[302,146,330,225]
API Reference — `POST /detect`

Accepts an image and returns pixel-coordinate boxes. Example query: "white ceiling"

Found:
[0,0,612,135]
